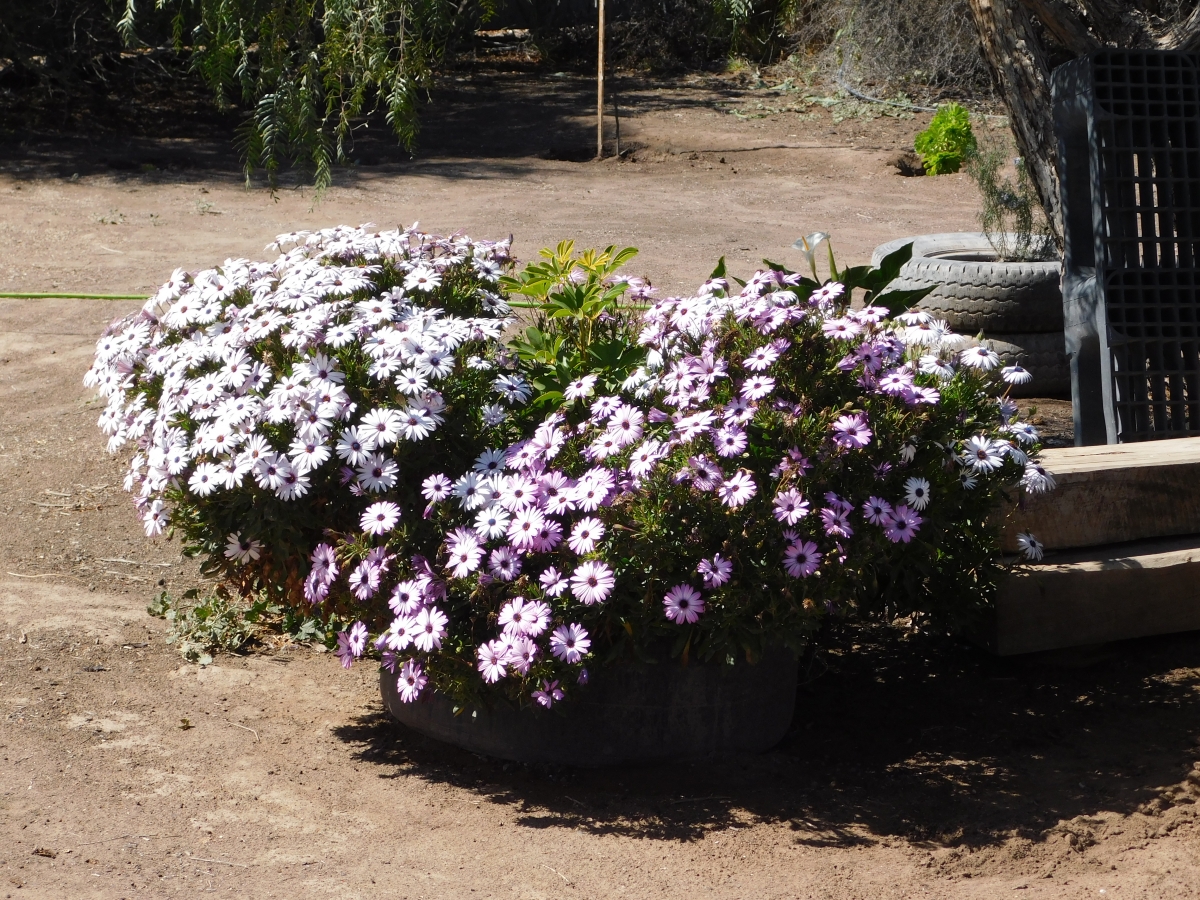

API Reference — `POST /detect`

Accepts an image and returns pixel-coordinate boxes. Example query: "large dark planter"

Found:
[381,648,799,766]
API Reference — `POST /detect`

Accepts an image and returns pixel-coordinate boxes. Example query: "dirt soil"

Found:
[1,72,1195,899]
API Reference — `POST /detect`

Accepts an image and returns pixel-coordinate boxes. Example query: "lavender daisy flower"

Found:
[1021,462,1056,493]
[421,472,453,503]
[607,405,644,447]
[570,560,615,605]
[663,584,705,624]
[385,615,418,651]
[718,470,757,508]
[334,631,356,669]
[360,500,401,535]
[357,453,399,492]
[1008,422,1040,446]
[540,566,569,597]
[743,345,779,371]
[533,521,564,553]
[590,395,621,421]
[348,559,382,600]
[507,507,546,551]
[225,533,262,564]
[740,375,776,401]
[498,597,533,637]
[506,636,538,675]
[347,621,369,656]
[877,370,914,395]
[698,553,732,588]
[960,345,1000,371]
[862,496,894,525]
[389,580,424,616]
[476,640,510,683]
[550,624,591,664]
[445,527,484,578]
[714,425,748,458]
[532,679,565,708]
[413,606,448,652]
[884,505,923,543]
[831,413,872,449]
[564,374,598,401]
[783,540,821,578]
[963,436,1005,473]
[396,659,427,703]
[773,488,810,525]
[819,506,853,539]
[568,517,605,555]
[488,545,522,582]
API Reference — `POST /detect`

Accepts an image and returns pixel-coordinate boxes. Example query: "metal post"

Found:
[597,0,605,159]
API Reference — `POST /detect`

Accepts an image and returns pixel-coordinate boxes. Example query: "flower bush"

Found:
[89,229,1053,710]
[84,223,519,620]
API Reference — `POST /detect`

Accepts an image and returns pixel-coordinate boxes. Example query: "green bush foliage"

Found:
[914,102,977,175]
[966,138,1057,262]
[117,0,486,188]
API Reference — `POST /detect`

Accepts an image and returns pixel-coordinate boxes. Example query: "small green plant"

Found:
[149,589,282,665]
[966,141,1056,262]
[914,103,977,175]
[502,241,650,408]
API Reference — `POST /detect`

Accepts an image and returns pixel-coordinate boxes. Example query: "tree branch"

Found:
[1161,3,1200,49]
[1021,0,1102,54]
[1076,0,1127,33]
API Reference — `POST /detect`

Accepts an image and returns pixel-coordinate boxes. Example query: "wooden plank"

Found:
[993,534,1200,655]
[1036,435,1200,474]
[1001,436,1200,551]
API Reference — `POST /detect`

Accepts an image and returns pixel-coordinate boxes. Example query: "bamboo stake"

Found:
[597,0,605,159]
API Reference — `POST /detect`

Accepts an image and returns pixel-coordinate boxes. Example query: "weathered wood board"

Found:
[1001,436,1200,552]
[993,534,1200,655]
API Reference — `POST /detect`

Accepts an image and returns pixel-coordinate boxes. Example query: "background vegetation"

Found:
[0,0,991,181]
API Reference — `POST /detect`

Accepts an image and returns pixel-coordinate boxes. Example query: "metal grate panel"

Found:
[1053,50,1200,443]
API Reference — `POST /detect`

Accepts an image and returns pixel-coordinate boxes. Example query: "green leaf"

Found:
[872,241,913,286]
[534,390,566,407]
[836,264,873,292]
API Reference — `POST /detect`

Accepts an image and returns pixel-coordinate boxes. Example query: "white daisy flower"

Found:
[1016,532,1045,562]
[960,345,1001,371]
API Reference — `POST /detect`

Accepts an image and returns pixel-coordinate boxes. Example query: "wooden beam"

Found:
[597,0,605,160]
[993,534,1200,655]
[1002,436,1200,552]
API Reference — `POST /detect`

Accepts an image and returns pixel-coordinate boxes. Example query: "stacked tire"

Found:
[871,233,1068,398]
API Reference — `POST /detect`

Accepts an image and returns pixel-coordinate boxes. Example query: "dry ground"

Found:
[0,72,1194,899]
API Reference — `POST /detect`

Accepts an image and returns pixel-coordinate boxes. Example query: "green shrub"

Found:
[966,139,1057,261]
[914,102,976,175]
[118,0,485,189]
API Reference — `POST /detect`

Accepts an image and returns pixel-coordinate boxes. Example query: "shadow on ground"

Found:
[0,71,738,185]
[334,625,1200,847]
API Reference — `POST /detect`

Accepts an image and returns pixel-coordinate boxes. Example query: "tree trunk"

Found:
[967,0,1064,246]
